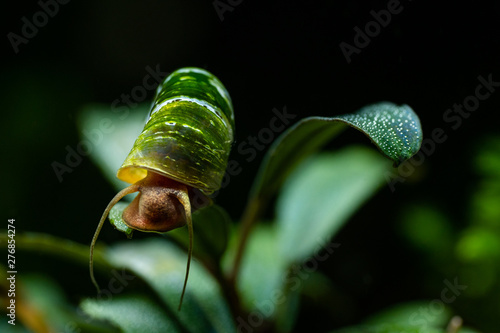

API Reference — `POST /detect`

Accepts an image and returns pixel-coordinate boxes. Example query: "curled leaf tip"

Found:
[337,102,422,165]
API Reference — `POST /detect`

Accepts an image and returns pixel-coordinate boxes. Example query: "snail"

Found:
[89,67,235,310]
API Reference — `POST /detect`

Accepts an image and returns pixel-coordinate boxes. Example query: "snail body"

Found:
[90,67,234,309]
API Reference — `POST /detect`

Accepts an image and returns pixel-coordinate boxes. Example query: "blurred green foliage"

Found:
[398,136,500,331]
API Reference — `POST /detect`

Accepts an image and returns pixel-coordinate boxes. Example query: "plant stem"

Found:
[228,196,263,286]
[209,262,244,320]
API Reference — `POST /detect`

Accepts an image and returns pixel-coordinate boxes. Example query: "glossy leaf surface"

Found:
[102,239,236,333]
[81,295,178,333]
[250,102,422,202]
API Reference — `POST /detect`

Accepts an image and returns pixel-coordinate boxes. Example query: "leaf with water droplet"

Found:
[249,102,422,202]
[336,102,422,165]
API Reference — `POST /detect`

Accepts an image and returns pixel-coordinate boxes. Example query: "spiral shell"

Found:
[117,67,235,194]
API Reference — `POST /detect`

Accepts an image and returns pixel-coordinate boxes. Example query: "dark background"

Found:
[2,0,499,331]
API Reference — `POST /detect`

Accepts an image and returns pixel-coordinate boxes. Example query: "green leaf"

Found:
[81,294,178,333]
[332,301,454,333]
[250,102,422,202]
[109,202,134,238]
[329,301,488,333]
[103,238,235,333]
[363,301,451,327]
[77,104,149,191]
[234,224,288,315]
[337,103,422,164]
[276,146,390,263]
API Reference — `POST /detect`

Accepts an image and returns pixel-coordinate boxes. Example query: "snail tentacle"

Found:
[89,183,141,293]
[174,185,193,311]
